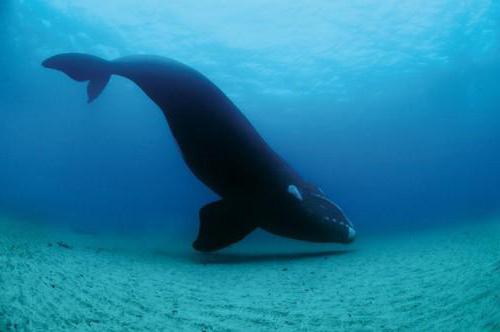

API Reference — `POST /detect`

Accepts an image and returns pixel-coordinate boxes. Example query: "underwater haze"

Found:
[1,0,500,232]
[1,1,500,331]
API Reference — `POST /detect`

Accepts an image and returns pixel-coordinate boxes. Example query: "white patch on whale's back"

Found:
[287,184,303,201]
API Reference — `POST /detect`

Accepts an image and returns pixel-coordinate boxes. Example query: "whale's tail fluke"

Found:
[42,53,112,103]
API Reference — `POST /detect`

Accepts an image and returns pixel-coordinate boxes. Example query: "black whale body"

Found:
[43,53,355,251]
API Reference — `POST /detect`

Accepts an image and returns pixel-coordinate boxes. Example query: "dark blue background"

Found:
[1,1,499,235]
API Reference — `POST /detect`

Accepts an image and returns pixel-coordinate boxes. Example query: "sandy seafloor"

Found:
[0,217,499,332]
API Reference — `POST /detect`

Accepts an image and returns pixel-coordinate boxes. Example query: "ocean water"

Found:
[1,1,499,331]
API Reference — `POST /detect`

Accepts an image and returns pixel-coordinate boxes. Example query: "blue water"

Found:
[1,0,499,235]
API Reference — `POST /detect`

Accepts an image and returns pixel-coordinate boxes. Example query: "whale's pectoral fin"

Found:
[193,200,257,252]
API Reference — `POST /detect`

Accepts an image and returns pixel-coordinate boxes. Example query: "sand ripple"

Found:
[1,219,499,331]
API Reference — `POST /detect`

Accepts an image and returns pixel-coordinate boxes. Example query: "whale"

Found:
[42,53,356,252]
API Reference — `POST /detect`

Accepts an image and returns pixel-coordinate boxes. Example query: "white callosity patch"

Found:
[311,193,350,227]
[287,184,303,201]
[348,227,356,240]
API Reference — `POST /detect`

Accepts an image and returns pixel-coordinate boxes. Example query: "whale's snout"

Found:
[348,226,356,240]
[306,192,356,244]
[345,226,356,243]
[262,185,357,245]
[324,221,355,244]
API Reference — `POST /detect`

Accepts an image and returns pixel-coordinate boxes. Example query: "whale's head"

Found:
[261,184,356,244]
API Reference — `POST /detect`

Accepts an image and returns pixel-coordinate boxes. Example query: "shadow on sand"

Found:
[187,249,354,265]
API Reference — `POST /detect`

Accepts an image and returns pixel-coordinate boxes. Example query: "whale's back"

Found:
[43,53,303,198]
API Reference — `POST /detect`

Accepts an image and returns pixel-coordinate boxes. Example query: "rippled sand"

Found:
[1,217,499,331]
